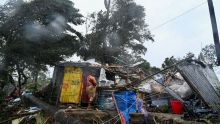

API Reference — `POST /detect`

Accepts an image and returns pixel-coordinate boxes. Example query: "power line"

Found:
[152,1,207,31]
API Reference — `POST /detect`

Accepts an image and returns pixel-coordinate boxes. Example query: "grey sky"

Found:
[73,0,220,67]
[1,0,220,67]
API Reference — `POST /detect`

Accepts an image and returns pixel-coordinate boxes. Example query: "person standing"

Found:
[86,75,97,109]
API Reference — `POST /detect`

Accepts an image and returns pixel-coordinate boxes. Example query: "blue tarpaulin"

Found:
[113,90,142,124]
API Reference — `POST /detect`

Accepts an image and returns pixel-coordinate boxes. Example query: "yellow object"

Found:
[60,67,82,103]
[138,92,145,100]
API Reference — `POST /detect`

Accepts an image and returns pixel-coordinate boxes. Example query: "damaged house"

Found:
[18,59,220,124]
[22,61,148,124]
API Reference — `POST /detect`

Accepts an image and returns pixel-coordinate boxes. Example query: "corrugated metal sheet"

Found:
[178,62,220,111]
[205,66,220,92]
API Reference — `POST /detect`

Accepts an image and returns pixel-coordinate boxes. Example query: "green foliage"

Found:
[161,56,178,73]
[184,52,195,59]
[0,0,83,87]
[80,0,153,64]
[139,60,151,72]
[25,72,50,92]
[198,44,217,66]
[162,56,177,69]
[161,53,194,74]
[1,0,83,65]
[150,66,161,73]
[137,60,161,74]
[161,104,169,113]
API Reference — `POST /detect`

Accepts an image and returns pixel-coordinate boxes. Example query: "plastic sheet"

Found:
[113,90,143,124]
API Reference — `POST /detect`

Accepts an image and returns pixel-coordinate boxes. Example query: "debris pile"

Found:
[2,58,220,124]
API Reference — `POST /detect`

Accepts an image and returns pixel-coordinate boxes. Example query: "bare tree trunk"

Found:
[33,69,39,91]
[102,0,111,64]
[21,71,28,85]
[16,64,28,96]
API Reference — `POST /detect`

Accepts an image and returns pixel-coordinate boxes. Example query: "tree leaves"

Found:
[82,0,153,64]
[0,0,84,86]
[199,44,217,66]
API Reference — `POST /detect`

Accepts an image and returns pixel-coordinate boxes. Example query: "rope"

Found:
[113,117,120,124]
[102,114,120,124]
[94,114,104,123]
[102,97,137,124]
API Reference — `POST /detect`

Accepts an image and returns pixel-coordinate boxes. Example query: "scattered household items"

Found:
[184,97,218,120]
[34,60,220,123]
[22,62,149,124]
[137,58,220,123]
[3,58,220,123]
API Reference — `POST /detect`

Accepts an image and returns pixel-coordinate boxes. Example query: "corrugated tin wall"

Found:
[178,62,220,111]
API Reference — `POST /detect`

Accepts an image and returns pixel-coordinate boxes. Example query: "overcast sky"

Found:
[1,0,220,67]
[72,0,220,67]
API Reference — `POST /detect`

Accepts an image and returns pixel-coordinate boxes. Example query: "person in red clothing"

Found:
[86,75,97,109]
